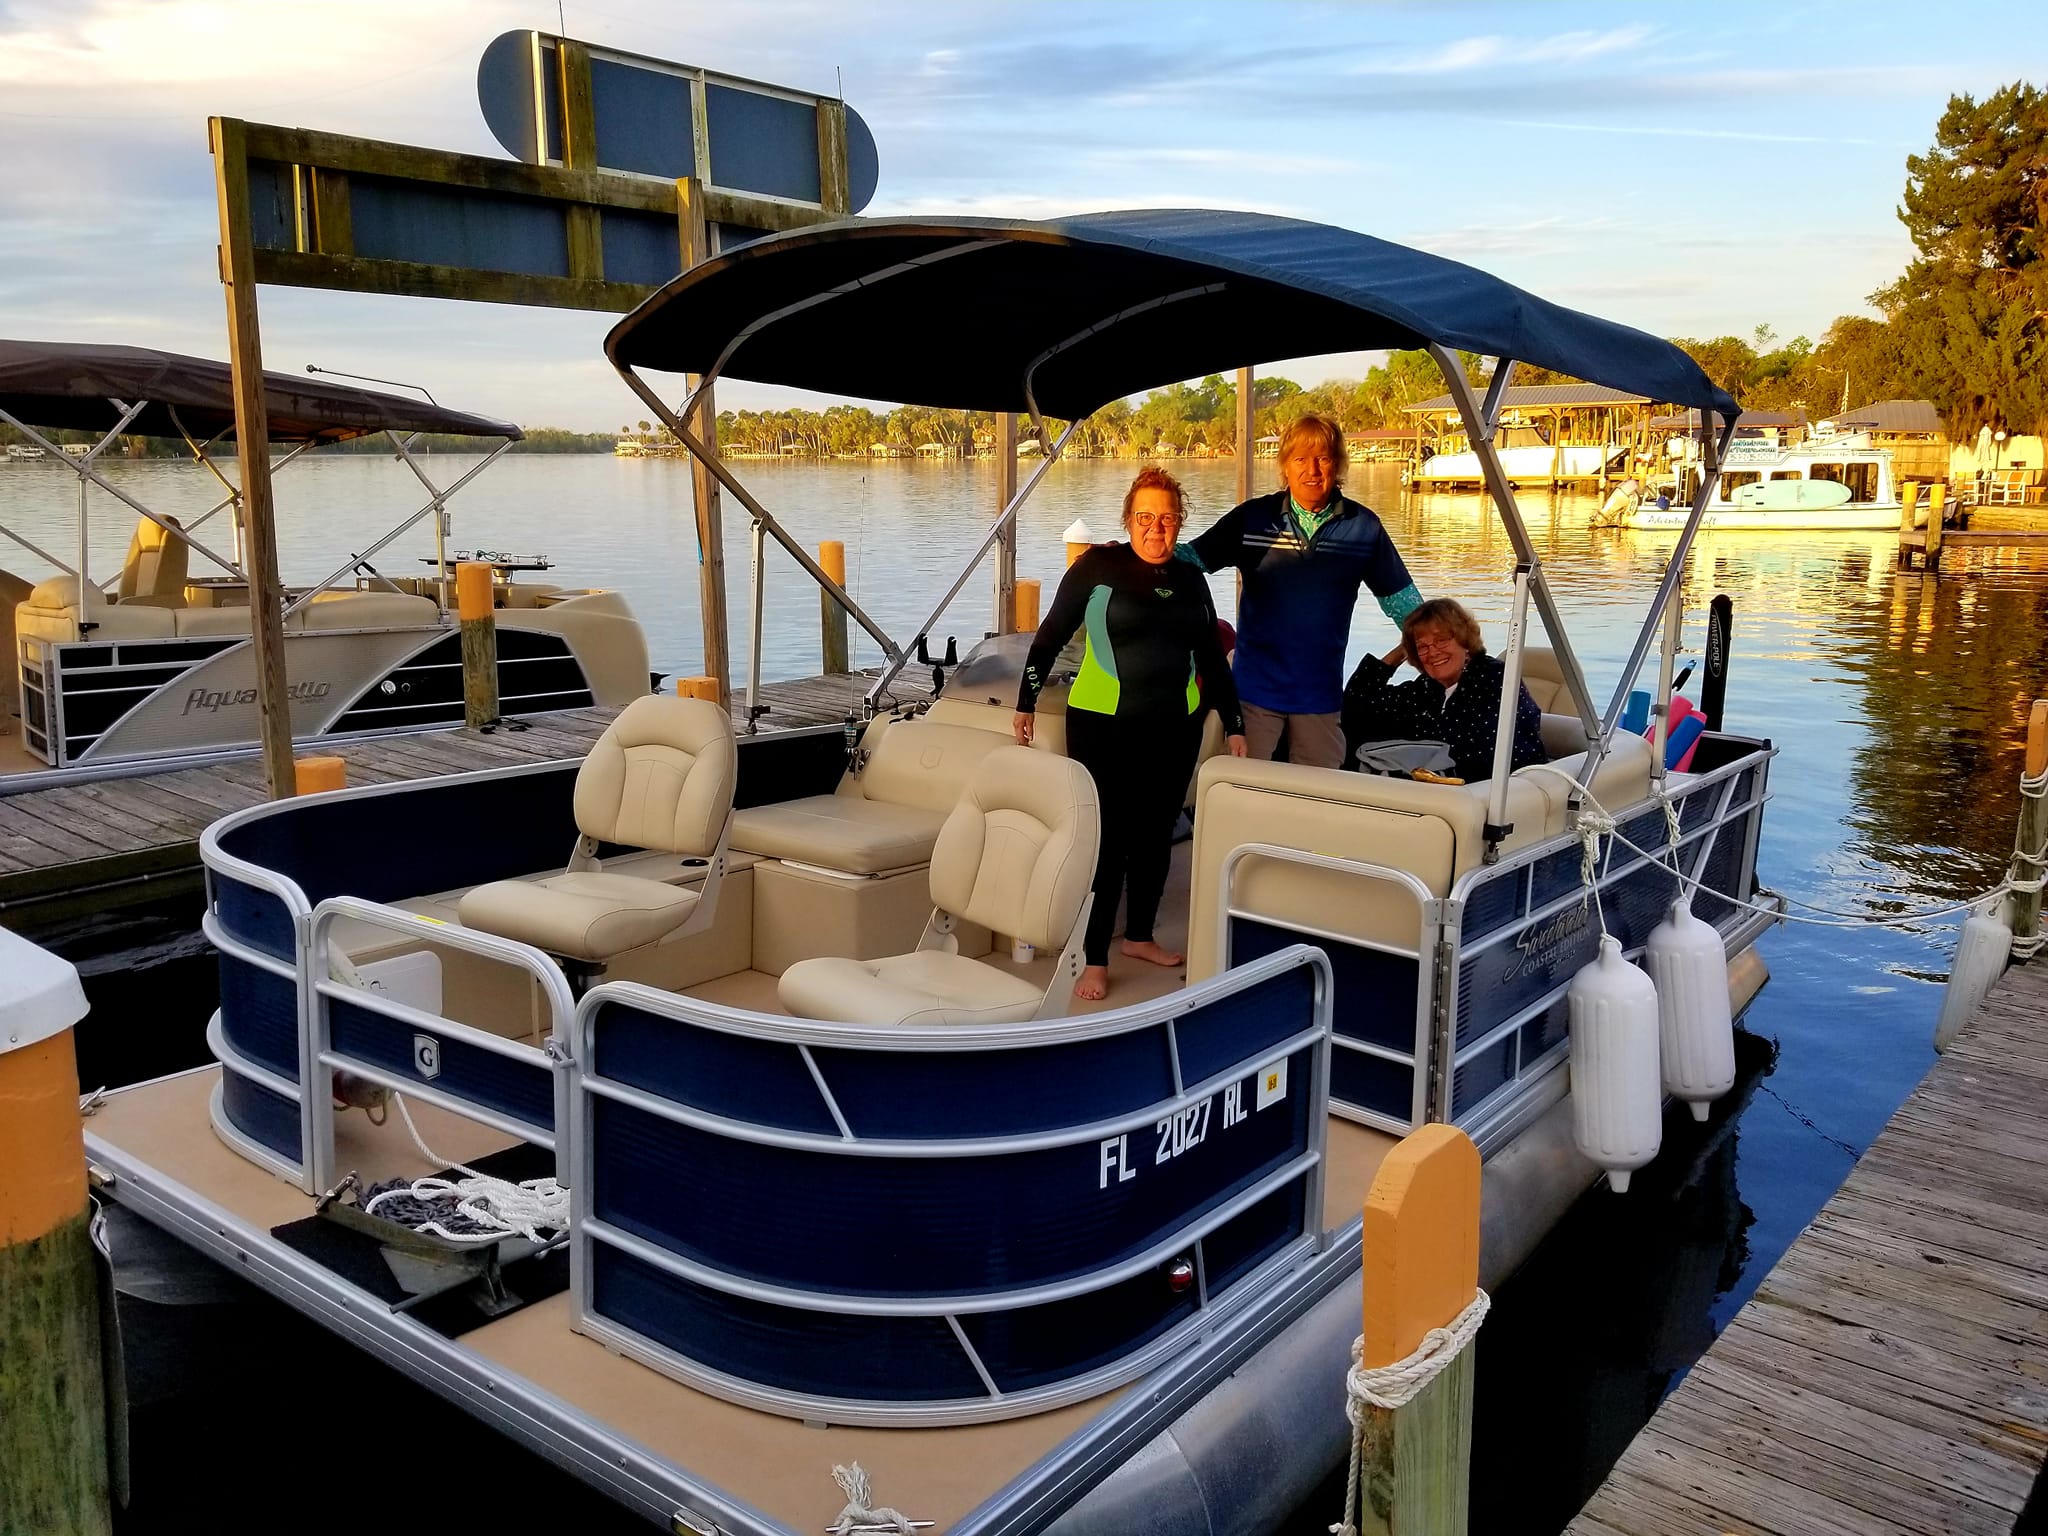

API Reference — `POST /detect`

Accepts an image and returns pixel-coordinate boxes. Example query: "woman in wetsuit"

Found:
[1014,466,1248,1002]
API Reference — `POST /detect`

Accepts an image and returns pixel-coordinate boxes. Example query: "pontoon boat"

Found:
[86,211,1781,1536]
[0,340,652,787]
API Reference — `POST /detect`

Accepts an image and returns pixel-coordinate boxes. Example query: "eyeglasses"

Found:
[1132,512,1183,530]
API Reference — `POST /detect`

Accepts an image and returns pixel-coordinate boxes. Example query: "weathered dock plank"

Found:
[1566,962,2048,1536]
[0,669,927,922]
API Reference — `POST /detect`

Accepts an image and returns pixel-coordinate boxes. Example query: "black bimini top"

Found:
[0,339,522,443]
[606,209,1739,422]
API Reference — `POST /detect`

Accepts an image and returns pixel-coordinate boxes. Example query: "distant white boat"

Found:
[5,443,46,459]
[1412,442,1629,484]
[1625,430,1906,531]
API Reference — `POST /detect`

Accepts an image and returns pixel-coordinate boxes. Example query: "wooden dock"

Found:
[0,668,925,927]
[1566,962,2048,1536]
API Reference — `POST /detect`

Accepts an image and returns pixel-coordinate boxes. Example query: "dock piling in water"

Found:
[2011,698,2048,955]
[1340,1124,1483,1536]
[0,932,105,1536]
[456,560,499,728]
[818,540,850,675]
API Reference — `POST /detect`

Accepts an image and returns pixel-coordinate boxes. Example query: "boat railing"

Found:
[565,944,1333,1426]
[1214,845,1439,1137]
[1444,743,1775,1154]
[302,896,576,1196]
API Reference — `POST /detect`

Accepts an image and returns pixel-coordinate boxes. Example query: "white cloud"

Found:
[1355,23,1653,76]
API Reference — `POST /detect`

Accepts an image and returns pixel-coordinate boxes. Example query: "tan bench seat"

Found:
[730,796,946,876]
[730,716,1011,877]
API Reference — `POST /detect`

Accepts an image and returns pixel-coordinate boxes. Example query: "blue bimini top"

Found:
[606,209,1740,422]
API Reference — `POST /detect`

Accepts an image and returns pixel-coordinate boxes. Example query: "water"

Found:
[10,452,2043,1531]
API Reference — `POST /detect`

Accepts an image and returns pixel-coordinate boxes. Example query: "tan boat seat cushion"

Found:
[289,591,438,630]
[459,695,737,962]
[1519,647,1567,714]
[778,745,1099,1024]
[16,581,177,641]
[458,871,701,963]
[174,605,257,637]
[776,950,1044,1027]
[730,796,946,876]
[730,716,1010,876]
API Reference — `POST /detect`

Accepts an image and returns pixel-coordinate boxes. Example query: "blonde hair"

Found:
[1402,598,1486,669]
[1276,412,1348,489]
[1121,463,1187,530]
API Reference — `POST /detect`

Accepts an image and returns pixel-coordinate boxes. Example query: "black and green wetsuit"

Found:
[1018,542,1243,967]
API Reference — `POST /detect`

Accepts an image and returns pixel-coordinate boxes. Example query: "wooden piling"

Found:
[818,540,850,674]
[1014,578,1041,633]
[456,561,498,729]
[2014,699,2048,949]
[1925,482,1946,567]
[1353,1124,1482,1536]
[994,413,1019,635]
[1898,478,1921,537]
[0,944,106,1536]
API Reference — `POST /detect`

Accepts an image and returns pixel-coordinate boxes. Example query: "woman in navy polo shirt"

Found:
[1178,412,1421,767]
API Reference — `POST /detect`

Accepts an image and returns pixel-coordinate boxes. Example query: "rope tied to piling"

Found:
[826,1463,924,1535]
[2008,766,2048,960]
[1329,1289,1491,1536]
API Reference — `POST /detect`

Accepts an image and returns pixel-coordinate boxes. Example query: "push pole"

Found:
[0,931,104,1536]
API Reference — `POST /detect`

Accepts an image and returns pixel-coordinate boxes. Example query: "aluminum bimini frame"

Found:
[0,338,528,621]
[604,212,1742,771]
[0,400,516,622]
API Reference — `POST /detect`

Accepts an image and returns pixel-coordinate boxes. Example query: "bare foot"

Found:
[1073,964,1110,1001]
[1120,938,1184,968]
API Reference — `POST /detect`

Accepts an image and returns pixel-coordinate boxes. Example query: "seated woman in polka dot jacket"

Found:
[1340,597,1545,783]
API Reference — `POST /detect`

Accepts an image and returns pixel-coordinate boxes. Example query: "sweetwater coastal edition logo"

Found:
[182,679,331,716]
[1503,903,1590,982]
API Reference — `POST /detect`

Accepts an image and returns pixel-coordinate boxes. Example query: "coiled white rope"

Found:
[826,1462,928,1535]
[360,1094,569,1246]
[1517,764,2021,932]
[1330,1290,1491,1536]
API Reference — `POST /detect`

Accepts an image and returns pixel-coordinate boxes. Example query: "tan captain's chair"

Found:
[459,696,736,978]
[117,515,189,609]
[778,746,1100,1025]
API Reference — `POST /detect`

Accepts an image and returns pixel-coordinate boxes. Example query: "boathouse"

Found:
[1404,382,1654,489]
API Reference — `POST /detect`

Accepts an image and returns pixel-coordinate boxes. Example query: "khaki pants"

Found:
[1241,703,1345,768]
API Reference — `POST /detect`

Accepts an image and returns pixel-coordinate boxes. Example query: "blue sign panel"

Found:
[476,31,880,213]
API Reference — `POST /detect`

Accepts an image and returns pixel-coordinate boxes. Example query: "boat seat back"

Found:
[119,515,188,606]
[1187,756,1554,979]
[287,591,438,629]
[927,744,1098,952]
[731,716,1014,878]
[458,696,737,965]
[1519,646,1566,713]
[777,745,1099,1025]
[1514,731,1655,826]
[574,694,736,857]
[16,579,176,641]
[0,567,30,721]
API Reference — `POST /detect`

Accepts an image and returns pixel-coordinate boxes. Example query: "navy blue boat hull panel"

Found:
[590,1043,1315,1298]
[330,997,554,1133]
[218,952,301,1083]
[220,1067,301,1164]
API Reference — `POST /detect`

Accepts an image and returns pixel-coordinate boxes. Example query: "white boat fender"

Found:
[1934,900,2013,1053]
[1568,934,1662,1192]
[1645,898,1736,1121]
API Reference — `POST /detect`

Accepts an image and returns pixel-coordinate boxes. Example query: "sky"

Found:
[0,0,2041,432]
